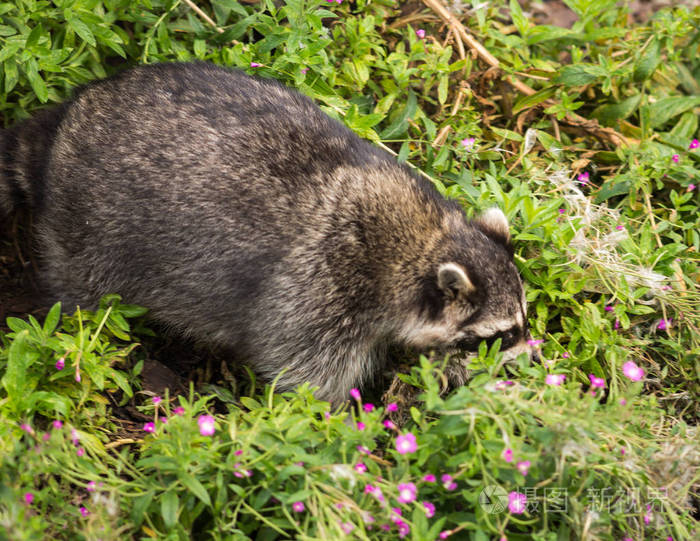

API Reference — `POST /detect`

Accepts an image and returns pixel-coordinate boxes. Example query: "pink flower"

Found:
[197,414,216,436]
[558,208,565,214]
[79,506,89,517]
[588,374,606,389]
[616,225,624,230]
[234,450,243,456]
[397,521,410,538]
[688,184,696,191]
[386,402,398,412]
[577,171,589,184]
[423,473,436,482]
[416,29,426,39]
[172,406,185,415]
[614,319,620,330]
[86,481,96,492]
[383,419,396,429]
[250,62,262,68]
[52,420,63,429]
[365,484,385,503]
[605,305,613,312]
[508,491,527,514]
[690,138,699,150]
[363,403,374,412]
[502,448,513,463]
[152,396,162,405]
[354,462,367,473]
[292,501,305,512]
[75,370,81,382]
[77,447,85,457]
[620,447,626,456]
[143,422,155,433]
[494,380,514,390]
[300,67,308,74]
[622,361,644,382]
[423,501,435,517]
[441,474,457,490]
[55,357,65,370]
[562,352,570,358]
[658,319,671,330]
[24,492,33,505]
[619,398,627,405]
[397,482,417,503]
[527,339,544,346]
[357,445,370,454]
[20,423,34,435]
[545,374,566,386]
[395,433,417,454]
[461,137,475,150]
[356,422,366,431]
[71,429,79,445]
[350,388,361,400]
[517,460,531,475]
[339,521,354,534]
[672,154,679,163]
[439,531,452,539]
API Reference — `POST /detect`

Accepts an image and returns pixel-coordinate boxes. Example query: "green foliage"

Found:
[0,0,698,539]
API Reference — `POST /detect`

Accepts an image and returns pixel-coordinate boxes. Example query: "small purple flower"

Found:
[688,184,696,192]
[76,447,85,457]
[616,225,624,230]
[292,501,305,512]
[383,420,396,429]
[672,154,680,163]
[356,421,366,431]
[235,450,243,456]
[197,414,216,436]
[545,374,566,386]
[143,422,155,433]
[577,171,589,184]
[461,137,475,150]
[397,482,417,503]
[614,319,620,330]
[173,406,185,415]
[20,423,34,435]
[502,448,513,463]
[363,403,374,412]
[386,402,398,412]
[527,338,544,346]
[622,361,644,382]
[605,305,613,312]
[86,481,96,492]
[152,396,162,405]
[517,460,531,475]
[690,138,699,150]
[339,521,354,534]
[562,352,569,358]
[397,520,410,538]
[619,398,627,406]
[24,492,34,505]
[79,506,89,517]
[250,62,262,68]
[416,29,426,39]
[395,433,417,454]
[350,388,361,400]
[508,491,527,514]
[494,380,514,390]
[357,445,370,454]
[422,473,436,482]
[558,208,565,214]
[300,67,308,75]
[658,319,671,331]
[52,420,63,429]
[55,357,65,370]
[588,374,606,389]
[439,531,452,539]
[354,462,367,473]
[423,501,435,517]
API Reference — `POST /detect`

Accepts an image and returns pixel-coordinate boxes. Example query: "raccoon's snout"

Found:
[530,349,541,364]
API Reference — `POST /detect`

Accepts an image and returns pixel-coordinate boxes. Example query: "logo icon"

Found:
[479,485,508,514]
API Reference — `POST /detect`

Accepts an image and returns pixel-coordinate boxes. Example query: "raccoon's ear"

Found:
[437,263,475,299]
[474,207,510,244]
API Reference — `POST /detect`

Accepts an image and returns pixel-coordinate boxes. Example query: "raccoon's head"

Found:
[398,207,535,366]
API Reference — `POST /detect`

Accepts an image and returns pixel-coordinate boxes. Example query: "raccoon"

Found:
[0,62,534,405]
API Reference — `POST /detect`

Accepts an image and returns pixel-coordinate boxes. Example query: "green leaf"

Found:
[513,87,555,115]
[131,491,154,526]
[380,91,417,139]
[25,23,43,49]
[633,39,661,82]
[554,64,602,87]
[179,473,212,507]
[648,97,700,129]
[43,302,62,335]
[594,178,631,203]
[161,491,179,529]
[669,112,698,140]
[592,94,641,126]
[24,58,48,103]
[2,331,38,414]
[4,59,18,93]
[68,17,96,47]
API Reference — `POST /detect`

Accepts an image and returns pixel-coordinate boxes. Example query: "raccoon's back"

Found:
[34,63,390,324]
